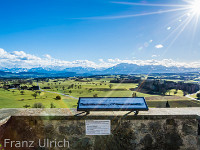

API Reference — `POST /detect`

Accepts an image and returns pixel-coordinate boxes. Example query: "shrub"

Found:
[93,94,98,97]
[23,104,31,108]
[32,103,45,108]
[132,92,137,97]
[50,103,56,108]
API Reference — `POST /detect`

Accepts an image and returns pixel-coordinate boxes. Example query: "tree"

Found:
[166,101,170,108]
[109,84,113,89]
[38,91,41,95]
[28,80,33,85]
[20,91,25,95]
[32,93,37,99]
[56,95,61,100]
[69,90,72,94]
[197,93,200,100]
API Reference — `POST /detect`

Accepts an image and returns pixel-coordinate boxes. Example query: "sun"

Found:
[188,0,200,15]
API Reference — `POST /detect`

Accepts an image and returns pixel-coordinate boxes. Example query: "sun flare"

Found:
[188,0,200,15]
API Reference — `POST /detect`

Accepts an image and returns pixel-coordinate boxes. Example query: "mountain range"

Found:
[0,63,199,78]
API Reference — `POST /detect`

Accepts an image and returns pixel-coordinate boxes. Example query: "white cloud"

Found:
[0,48,115,69]
[105,58,200,68]
[45,54,52,59]
[151,55,157,58]
[155,44,164,49]
[0,48,7,56]
[0,48,200,69]
[99,59,104,62]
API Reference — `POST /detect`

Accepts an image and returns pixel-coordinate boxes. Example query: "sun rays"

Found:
[74,0,200,67]
[186,0,200,15]
[107,0,200,59]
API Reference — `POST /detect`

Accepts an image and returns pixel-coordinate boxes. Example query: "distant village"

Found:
[0,79,51,91]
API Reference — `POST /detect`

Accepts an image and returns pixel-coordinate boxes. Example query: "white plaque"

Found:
[85,120,111,135]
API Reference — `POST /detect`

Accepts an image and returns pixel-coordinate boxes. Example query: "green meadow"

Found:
[0,88,69,108]
[0,77,200,108]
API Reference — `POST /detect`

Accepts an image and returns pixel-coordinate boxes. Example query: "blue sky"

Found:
[0,0,200,68]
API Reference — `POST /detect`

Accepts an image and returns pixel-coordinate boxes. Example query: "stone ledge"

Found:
[0,108,200,150]
[0,108,200,121]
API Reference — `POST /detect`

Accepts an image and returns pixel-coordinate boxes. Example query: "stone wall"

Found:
[0,113,199,150]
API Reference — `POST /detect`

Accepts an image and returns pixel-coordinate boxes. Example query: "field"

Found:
[0,76,200,108]
[0,88,70,108]
[147,100,200,108]
[38,78,154,97]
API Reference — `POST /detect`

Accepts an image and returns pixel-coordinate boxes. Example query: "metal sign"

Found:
[85,120,111,135]
[77,97,148,112]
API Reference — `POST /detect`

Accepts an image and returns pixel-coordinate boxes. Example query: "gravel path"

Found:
[185,90,200,101]
[40,89,79,100]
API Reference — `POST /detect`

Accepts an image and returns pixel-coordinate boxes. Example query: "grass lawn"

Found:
[39,79,157,98]
[190,93,199,99]
[62,96,78,108]
[168,89,184,96]
[0,89,69,108]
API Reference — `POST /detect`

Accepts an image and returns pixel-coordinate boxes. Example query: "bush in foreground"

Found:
[32,103,45,108]
[50,102,56,108]
[23,104,30,108]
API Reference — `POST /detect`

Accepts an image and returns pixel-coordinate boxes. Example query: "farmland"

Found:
[0,74,200,108]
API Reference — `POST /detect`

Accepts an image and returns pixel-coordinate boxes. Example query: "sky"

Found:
[0,0,200,68]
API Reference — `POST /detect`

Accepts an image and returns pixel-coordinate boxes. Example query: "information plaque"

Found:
[85,120,111,135]
[77,97,149,112]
